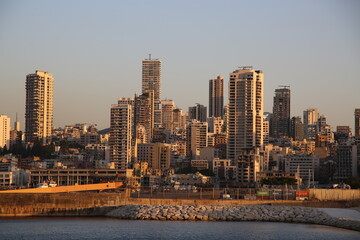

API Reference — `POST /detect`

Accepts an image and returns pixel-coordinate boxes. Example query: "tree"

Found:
[345,177,360,189]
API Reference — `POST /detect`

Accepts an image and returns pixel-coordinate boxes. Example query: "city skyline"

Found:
[1,0,359,130]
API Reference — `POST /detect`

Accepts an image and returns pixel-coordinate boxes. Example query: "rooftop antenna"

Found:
[149,54,151,60]
[16,112,18,122]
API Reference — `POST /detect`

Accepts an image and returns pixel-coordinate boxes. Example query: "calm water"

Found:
[0,218,359,240]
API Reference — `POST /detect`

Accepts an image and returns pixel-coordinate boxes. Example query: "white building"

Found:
[227,67,264,161]
[25,71,54,144]
[110,104,133,170]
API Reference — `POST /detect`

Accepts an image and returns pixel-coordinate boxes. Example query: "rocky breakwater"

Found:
[107,205,360,232]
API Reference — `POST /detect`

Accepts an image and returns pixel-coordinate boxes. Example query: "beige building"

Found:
[110,104,132,170]
[137,143,171,171]
[227,67,264,161]
[161,100,175,132]
[142,57,161,126]
[186,120,208,159]
[25,71,54,144]
[0,115,10,148]
[236,148,261,183]
[207,116,223,134]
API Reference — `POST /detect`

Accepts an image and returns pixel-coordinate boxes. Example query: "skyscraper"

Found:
[134,91,154,143]
[142,56,161,126]
[227,67,264,161]
[186,120,208,159]
[271,87,290,138]
[290,116,304,141]
[189,103,207,122]
[0,115,10,148]
[161,100,175,132]
[303,108,319,141]
[209,75,224,118]
[25,71,54,144]
[110,104,132,169]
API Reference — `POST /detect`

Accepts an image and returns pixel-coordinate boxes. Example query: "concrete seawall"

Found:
[1,192,360,217]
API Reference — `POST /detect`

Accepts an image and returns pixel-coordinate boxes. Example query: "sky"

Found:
[0,0,359,130]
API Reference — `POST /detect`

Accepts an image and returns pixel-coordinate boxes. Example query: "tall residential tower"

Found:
[271,87,290,138]
[142,56,161,126]
[227,67,264,161]
[209,75,224,118]
[25,71,54,144]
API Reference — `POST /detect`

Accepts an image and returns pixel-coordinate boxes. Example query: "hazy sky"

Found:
[0,0,359,130]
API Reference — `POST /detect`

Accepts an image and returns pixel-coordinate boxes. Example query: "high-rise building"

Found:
[134,91,154,143]
[290,116,304,141]
[110,104,132,169]
[25,71,54,144]
[271,87,290,138]
[209,75,224,118]
[303,108,319,126]
[173,108,187,131]
[189,103,207,123]
[186,120,208,159]
[334,143,357,181]
[227,67,264,161]
[161,100,175,132]
[303,108,319,141]
[142,56,161,126]
[0,115,10,148]
[355,109,360,138]
[207,117,224,134]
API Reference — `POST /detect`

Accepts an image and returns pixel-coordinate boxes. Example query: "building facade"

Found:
[355,109,360,138]
[303,108,318,141]
[25,71,54,144]
[134,91,154,143]
[290,116,304,141]
[186,120,208,159]
[209,75,224,118]
[110,104,133,169]
[189,103,207,123]
[0,115,10,148]
[161,100,176,132]
[271,87,290,138]
[142,57,161,125]
[137,143,171,171]
[227,67,264,161]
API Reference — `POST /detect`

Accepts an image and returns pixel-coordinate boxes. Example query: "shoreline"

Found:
[106,204,360,232]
